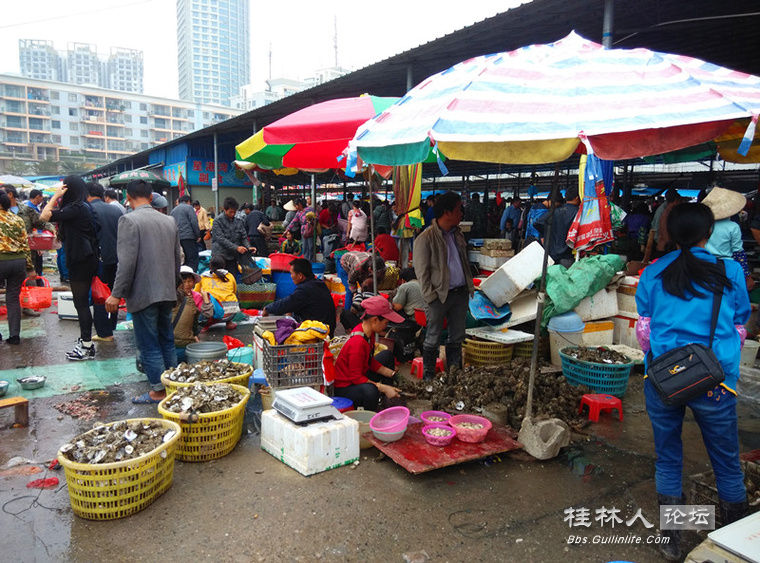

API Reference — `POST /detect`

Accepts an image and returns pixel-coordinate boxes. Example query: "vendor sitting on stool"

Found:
[334,296,403,410]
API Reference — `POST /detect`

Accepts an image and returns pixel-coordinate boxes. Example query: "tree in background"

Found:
[4,159,32,175]
[33,158,60,175]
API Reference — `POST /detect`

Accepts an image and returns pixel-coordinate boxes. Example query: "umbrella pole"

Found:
[367,169,378,293]
[524,181,558,420]
[310,174,317,261]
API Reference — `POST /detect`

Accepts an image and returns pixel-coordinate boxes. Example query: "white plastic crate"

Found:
[480,241,553,306]
[260,410,359,476]
[574,288,619,321]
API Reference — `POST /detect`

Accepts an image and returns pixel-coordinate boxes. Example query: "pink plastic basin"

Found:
[448,414,492,443]
[420,410,452,425]
[369,406,409,434]
[422,423,456,447]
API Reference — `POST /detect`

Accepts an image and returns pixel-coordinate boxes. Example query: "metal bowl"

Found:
[17,376,46,390]
[0,380,9,397]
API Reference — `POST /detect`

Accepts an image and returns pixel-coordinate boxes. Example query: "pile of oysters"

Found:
[163,382,244,414]
[59,420,176,464]
[163,360,248,383]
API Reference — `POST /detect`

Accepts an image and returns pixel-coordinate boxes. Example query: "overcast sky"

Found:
[0,0,524,100]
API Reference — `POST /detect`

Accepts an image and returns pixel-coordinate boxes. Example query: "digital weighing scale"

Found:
[272,387,343,424]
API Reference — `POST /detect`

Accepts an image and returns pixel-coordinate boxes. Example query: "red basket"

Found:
[20,276,52,310]
[268,252,298,271]
[28,231,57,251]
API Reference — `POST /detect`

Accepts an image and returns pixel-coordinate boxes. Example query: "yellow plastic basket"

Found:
[463,337,514,366]
[161,363,252,395]
[513,340,534,358]
[57,418,182,521]
[157,383,251,462]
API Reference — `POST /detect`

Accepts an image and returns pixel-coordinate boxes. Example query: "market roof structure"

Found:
[86,0,760,185]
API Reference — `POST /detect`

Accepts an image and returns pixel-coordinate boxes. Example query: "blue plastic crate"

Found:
[559,347,633,397]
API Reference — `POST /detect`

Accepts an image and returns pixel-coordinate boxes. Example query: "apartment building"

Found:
[0,74,241,171]
[19,40,144,94]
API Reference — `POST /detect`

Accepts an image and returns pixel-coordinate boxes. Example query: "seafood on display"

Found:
[163,382,244,414]
[59,420,176,464]
[163,360,248,383]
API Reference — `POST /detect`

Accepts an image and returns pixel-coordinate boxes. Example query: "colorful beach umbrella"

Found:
[235,95,399,170]
[350,32,760,166]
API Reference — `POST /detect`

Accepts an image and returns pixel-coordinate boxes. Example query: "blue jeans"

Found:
[644,379,746,502]
[57,247,69,280]
[303,236,315,262]
[131,301,177,391]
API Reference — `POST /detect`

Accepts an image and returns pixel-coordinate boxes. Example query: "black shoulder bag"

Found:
[646,260,726,407]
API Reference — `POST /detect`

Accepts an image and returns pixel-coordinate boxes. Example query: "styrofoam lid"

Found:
[547,311,585,332]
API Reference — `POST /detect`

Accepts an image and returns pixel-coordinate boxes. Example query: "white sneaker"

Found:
[66,338,95,361]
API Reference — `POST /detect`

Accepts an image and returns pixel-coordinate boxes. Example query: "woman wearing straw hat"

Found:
[703,187,754,290]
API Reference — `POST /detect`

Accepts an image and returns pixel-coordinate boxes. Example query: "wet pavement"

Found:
[2,275,760,562]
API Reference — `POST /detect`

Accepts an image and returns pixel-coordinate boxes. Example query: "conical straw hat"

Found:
[702,187,746,220]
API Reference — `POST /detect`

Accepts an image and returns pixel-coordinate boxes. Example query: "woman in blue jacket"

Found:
[635,203,750,561]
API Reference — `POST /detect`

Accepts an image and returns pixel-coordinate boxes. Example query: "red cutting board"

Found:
[364,422,522,474]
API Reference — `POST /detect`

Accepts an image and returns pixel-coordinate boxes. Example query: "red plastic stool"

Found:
[579,394,623,422]
[410,356,445,379]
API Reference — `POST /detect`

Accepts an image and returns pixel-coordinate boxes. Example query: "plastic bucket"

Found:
[344,410,377,449]
[227,346,253,365]
[185,341,229,363]
[740,339,760,367]
[311,262,326,279]
[548,329,584,366]
[272,270,296,299]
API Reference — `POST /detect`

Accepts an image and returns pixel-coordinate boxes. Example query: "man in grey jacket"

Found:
[170,194,201,271]
[106,180,181,403]
[212,196,253,276]
[414,191,474,379]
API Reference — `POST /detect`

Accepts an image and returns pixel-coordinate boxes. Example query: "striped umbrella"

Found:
[351,32,760,166]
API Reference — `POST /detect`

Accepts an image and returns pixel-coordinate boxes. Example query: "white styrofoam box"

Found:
[260,410,359,476]
[480,241,553,307]
[612,312,642,350]
[477,253,510,271]
[57,292,78,320]
[252,331,264,372]
[468,250,481,264]
[574,288,619,322]
[580,320,614,347]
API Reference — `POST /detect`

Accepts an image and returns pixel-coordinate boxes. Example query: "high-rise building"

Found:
[66,43,102,87]
[19,40,63,82]
[18,40,144,93]
[176,0,250,107]
[107,48,144,94]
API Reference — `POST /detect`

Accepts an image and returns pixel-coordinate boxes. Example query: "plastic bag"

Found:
[20,276,52,310]
[542,254,625,326]
[90,276,111,305]
[223,335,245,350]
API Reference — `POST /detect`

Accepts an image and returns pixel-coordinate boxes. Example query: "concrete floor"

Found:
[1,278,759,562]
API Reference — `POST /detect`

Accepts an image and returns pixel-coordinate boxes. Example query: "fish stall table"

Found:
[364,422,522,474]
